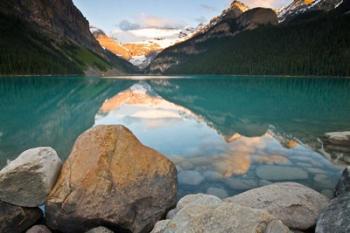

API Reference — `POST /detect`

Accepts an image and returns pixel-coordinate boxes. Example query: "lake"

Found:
[1,75,349,198]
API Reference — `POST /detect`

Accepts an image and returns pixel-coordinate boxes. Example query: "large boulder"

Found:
[225,182,329,230]
[151,194,291,233]
[46,125,177,233]
[315,193,350,233]
[0,147,62,207]
[0,201,42,233]
[335,166,350,197]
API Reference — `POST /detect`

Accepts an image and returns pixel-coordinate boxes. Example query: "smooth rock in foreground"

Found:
[225,182,329,230]
[46,125,177,233]
[166,194,222,219]
[0,147,62,207]
[151,194,291,233]
[316,193,350,233]
[26,225,52,233]
[335,166,350,197]
[0,201,42,233]
[85,226,114,233]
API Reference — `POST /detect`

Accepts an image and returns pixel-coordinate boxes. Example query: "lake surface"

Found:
[1,75,350,198]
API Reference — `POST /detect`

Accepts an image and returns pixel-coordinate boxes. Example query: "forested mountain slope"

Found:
[0,0,137,76]
[148,1,350,76]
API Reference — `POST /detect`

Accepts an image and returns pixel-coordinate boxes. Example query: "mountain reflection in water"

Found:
[95,82,342,198]
[1,76,349,198]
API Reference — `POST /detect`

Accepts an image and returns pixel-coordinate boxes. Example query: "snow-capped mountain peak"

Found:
[278,0,344,22]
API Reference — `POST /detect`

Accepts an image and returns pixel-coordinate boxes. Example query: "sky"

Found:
[73,0,291,43]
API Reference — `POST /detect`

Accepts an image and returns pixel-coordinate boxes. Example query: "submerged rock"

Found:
[316,193,350,233]
[151,194,290,233]
[0,201,42,233]
[46,125,177,233]
[0,147,62,207]
[255,166,309,181]
[335,166,350,197]
[322,131,350,164]
[225,182,329,230]
[178,170,204,185]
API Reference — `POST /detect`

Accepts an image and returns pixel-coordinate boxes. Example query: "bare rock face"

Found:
[46,125,177,233]
[238,8,278,30]
[0,201,42,233]
[0,147,62,207]
[225,182,329,230]
[151,194,291,233]
[2,0,103,55]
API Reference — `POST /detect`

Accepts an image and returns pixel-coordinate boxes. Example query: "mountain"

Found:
[91,27,133,60]
[91,26,161,69]
[278,0,344,22]
[192,0,250,38]
[148,3,278,74]
[148,0,350,76]
[0,0,137,75]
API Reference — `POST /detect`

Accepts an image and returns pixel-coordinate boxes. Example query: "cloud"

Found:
[118,15,185,32]
[239,0,291,8]
[200,4,217,12]
[119,20,141,31]
[138,14,185,29]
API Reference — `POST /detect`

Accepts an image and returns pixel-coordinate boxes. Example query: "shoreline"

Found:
[0,125,349,233]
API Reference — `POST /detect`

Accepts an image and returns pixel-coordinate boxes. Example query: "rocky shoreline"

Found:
[0,125,349,233]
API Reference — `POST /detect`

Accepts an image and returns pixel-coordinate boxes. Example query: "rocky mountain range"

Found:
[147,0,350,76]
[0,0,349,76]
[0,0,137,75]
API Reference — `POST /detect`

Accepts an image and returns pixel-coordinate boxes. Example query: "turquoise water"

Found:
[1,76,349,198]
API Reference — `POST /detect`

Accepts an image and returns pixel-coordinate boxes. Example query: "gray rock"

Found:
[316,193,350,233]
[335,166,350,197]
[26,225,52,233]
[85,226,114,233]
[322,131,350,165]
[166,194,222,219]
[225,182,329,230]
[206,187,228,198]
[151,200,290,233]
[0,147,62,207]
[178,170,204,185]
[0,201,42,233]
[256,166,309,181]
[265,220,292,233]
